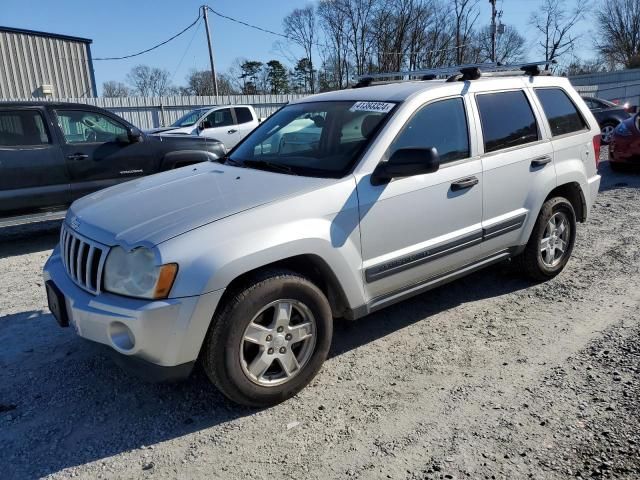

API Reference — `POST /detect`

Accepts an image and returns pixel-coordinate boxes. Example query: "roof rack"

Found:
[353,60,556,88]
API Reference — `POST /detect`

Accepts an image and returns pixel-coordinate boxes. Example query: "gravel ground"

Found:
[1,152,639,480]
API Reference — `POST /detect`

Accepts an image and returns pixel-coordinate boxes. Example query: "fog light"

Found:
[109,321,135,351]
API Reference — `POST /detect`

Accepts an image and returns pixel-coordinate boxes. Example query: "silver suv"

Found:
[44,64,601,406]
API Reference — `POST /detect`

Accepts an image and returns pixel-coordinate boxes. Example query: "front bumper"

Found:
[43,246,224,379]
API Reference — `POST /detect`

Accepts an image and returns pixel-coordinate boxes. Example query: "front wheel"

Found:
[201,270,333,407]
[514,197,576,281]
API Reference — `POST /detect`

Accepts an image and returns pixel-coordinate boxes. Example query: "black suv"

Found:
[0,102,225,226]
[581,96,632,144]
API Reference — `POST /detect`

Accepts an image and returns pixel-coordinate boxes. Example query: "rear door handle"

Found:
[451,176,479,191]
[531,155,552,167]
[66,153,89,161]
[227,129,238,134]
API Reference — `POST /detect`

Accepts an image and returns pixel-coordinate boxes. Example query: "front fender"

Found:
[157,176,367,310]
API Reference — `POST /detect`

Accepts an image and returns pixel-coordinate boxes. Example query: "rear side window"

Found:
[234,107,254,124]
[391,97,470,164]
[0,110,50,146]
[476,90,539,153]
[204,108,234,128]
[535,88,588,137]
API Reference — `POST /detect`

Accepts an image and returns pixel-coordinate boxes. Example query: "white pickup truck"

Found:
[148,105,260,150]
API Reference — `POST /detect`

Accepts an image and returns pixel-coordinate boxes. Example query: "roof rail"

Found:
[353,60,556,88]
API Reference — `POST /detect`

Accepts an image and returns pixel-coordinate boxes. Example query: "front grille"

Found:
[60,225,109,295]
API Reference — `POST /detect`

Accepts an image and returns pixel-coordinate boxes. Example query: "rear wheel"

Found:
[201,270,333,407]
[515,197,576,281]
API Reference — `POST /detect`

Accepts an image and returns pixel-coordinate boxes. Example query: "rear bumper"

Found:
[586,174,601,218]
[610,135,640,163]
[43,246,224,378]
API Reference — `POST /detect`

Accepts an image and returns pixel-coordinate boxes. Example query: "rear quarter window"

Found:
[535,88,588,137]
[0,110,50,146]
[235,107,254,124]
[476,90,539,153]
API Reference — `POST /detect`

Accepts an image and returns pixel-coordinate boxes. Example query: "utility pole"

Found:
[202,5,219,99]
[489,0,497,63]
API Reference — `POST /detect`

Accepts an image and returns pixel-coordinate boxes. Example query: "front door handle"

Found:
[227,129,238,134]
[67,153,89,161]
[531,155,552,167]
[451,176,479,191]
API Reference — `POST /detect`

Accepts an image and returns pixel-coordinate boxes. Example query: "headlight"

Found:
[615,122,632,136]
[103,246,178,299]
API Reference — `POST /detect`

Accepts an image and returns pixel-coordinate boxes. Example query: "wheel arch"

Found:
[545,181,586,222]
[214,254,353,320]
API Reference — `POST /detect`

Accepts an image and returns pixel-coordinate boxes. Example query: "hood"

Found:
[146,126,196,135]
[68,162,332,247]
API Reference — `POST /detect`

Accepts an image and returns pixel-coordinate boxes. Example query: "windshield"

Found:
[227,101,396,178]
[171,108,210,128]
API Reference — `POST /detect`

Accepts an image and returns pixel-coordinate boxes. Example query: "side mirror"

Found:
[371,147,440,186]
[127,127,142,143]
[200,120,212,130]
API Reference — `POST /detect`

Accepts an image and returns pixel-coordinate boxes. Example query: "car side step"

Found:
[0,210,66,229]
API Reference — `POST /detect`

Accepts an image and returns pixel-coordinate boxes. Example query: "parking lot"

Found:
[1,152,639,480]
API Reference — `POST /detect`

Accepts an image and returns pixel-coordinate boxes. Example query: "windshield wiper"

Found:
[221,155,244,167]
[242,159,298,175]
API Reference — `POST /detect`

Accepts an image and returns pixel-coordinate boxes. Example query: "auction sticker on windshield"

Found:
[349,101,395,113]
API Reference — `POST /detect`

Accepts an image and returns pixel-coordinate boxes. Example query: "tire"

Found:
[201,269,333,407]
[600,121,617,144]
[514,197,577,281]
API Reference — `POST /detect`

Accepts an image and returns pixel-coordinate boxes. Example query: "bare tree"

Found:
[452,0,480,64]
[102,81,129,97]
[126,65,174,96]
[530,0,586,68]
[283,5,317,92]
[476,24,525,64]
[181,70,236,96]
[562,57,606,76]
[335,0,380,76]
[318,0,351,88]
[411,1,455,69]
[595,0,640,69]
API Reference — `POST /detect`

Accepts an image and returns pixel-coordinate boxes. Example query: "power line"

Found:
[171,17,202,83]
[206,6,291,42]
[206,5,468,57]
[94,13,201,61]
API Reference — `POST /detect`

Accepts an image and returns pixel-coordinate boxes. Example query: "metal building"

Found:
[0,26,97,99]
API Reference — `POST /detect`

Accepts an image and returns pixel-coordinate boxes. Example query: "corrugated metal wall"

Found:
[1,94,308,129]
[570,69,640,106]
[0,30,94,99]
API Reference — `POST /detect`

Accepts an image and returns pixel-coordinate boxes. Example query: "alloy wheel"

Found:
[540,211,571,268]
[601,124,615,143]
[240,299,316,387]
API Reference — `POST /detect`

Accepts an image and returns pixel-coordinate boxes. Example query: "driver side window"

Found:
[390,98,470,164]
[56,110,127,144]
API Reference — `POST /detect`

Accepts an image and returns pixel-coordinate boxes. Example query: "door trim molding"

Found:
[366,249,513,314]
[365,230,483,283]
[364,212,527,283]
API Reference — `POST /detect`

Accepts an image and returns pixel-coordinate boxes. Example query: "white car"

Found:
[44,63,601,407]
[148,105,260,150]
